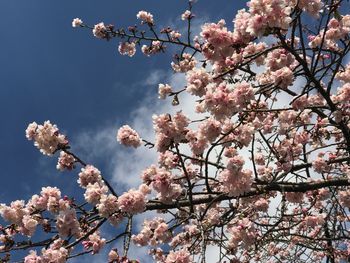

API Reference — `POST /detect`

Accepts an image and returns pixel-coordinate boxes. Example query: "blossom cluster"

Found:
[25,121,68,155]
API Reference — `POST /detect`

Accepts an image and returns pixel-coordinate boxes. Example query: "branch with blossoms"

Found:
[4,0,350,262]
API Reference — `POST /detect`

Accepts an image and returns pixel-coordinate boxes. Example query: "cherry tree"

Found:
[2,0,350,262]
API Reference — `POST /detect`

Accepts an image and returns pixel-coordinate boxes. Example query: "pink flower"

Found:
[312,157,329,173]
[22,215,38,236]
[132,217,171,247]
[118,42,136,57]
[117,189,146,214]
[93,22,107,39]
[136,11,154,25]
[292,95,308,110]
[304,215,324,227]
[254,198,269,212]
[292,0,322,17]
[285,192,304,203]
[96,194,118,218]
[0,200,25,225]
[158,84,172,99]
[181,10,192,20]
[186,68,211,97]
[340,190,350,207]
[78,165,102,188]
[228,218,256,250]
[83,232,106,254]
[336,63,350,83]
[84,182,108,204]
[25,121,68,156]
[117,125,142,148]
[153,112,190,152]
[72,18,83,28]
[24,250,42,263]
[165,249,192,263]
[219,169,252,197]
[55,208,81,238]
[56,151,75,171]
[158,151,179,169]
[41,239,68,263]
[170,30,182,40]
[171,53,197,73]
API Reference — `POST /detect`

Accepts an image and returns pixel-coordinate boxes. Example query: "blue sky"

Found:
[0,0,247,203]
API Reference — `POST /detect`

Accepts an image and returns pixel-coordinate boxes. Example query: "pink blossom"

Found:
[291,0,322,17]
[226,155,245,172]
[285,192,304,203]
[340,190,350,207]
[72,18,83,28]
[312,157,329,173]
[25,121,68,156]
[185,130,208,155]
[132,217,171,247]
[151,168,173,194]
[141,41,163,56]
[242,42,267,66]
[266,48,296,72]
[158,151,179,169]
[219,169,252,197]
[181,10,192,21]
[170,30,182,40]
[82,231,106,254]
[56,151,75,171]
[292,95,308,110]
[24,250,42,263]
[254,153,265,165]
[304,215,325,227]
[55,208,81,238]
[165,249,192,263]
[228,218,256,251]
[247,0,292,31]
[153,112,190,152]
[271,67,294,89]
[136,11,154,25]
[138,184,151,195]
[186,68,211,97]
[108,249,119,262]
[254,198,269,212]
[96,194,118,218]
[158,84,172,99]
[21,215,38,236]
[118,42,136,57]
[41,239,68,263]
[332,83,350,104]
[117,125,142,148]
[171,53,197,73]
[117,189,146,214]
[201,19,234,49]
[198,117,222,142]
[93,22,107,39]
[336,63,350,83]
[0,200,25,225]
[84,182,108,204]
[78,165,102,188]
